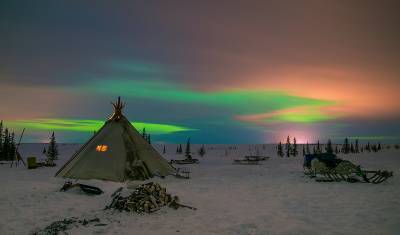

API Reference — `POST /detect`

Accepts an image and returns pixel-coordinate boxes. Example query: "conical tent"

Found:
[55,97,175,181]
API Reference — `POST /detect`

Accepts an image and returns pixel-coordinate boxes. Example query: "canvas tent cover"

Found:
[56,98,175,181]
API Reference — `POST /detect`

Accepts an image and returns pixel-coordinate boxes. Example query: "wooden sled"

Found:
[170,158,199,165]
[304,153,393,184]
[245,156,270,161]
[233,159,260,165]
[174,167,191,179]
[36,162,57,167]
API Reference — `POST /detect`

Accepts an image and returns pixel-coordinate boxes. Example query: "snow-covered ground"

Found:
[1,143,399,235]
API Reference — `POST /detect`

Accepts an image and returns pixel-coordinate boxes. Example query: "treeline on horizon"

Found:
[0,121,17,161]
[0,121,59,163]
[277,136,399,157]
[1,120,399,158]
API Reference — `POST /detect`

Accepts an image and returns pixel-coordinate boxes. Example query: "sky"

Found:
[1,0,400,144]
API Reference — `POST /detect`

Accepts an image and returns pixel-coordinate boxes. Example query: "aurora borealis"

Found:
[8,119,193,134]
[1,1,399,143]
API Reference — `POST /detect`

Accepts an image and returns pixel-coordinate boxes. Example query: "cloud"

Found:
[107,60,168,75]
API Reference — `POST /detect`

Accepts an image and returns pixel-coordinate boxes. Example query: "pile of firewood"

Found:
[106,182,196,213]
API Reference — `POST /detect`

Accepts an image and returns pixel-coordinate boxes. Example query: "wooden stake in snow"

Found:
[10,128,26,167]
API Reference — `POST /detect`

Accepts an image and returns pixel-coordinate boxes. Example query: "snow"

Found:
[1,143,400,235]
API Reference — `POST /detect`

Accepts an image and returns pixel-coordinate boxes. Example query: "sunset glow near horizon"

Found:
[1,1,399,143]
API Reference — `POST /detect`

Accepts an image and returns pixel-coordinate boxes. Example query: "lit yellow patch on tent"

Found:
[96,145,108,152]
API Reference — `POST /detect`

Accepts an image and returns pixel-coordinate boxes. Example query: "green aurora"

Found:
[80,79,337,123]
[261,106,336,123]
[7,119,194,134]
